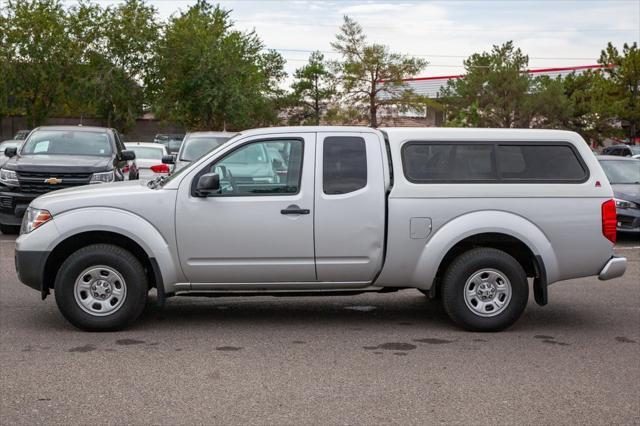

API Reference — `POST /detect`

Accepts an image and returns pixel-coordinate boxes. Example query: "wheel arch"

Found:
[43,231,156,296]
[410,210,559,301]
[42,208,183,298]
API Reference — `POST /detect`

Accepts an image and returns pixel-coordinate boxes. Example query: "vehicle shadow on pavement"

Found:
[125,290,599,335]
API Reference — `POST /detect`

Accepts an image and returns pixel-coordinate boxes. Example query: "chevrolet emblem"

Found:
[44,177,62,185]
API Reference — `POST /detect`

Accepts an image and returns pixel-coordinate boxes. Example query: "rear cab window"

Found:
[402,141,588,183]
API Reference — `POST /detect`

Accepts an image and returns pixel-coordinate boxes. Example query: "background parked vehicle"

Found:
[0,126,137,234]
[125,142,171,179]
[153,133,184,154]
[12,130,31,140]
[0,140,23,168]
[172,131,235,171]
[602,144,640,157]
[598,155,640,234]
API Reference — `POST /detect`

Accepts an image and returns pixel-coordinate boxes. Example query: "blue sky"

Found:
[56,0,640,79]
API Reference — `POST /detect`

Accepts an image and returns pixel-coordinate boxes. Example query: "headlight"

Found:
[90,170,115,184]
[0,168,18,186]
[21,207,52,234]
[614,198,639,210]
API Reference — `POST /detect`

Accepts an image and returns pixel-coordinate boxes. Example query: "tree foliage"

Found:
[331,16,427,127]
[599,42,640,140]
[439,41,533,128]
[0,0,158,132]
[150,1,286,130]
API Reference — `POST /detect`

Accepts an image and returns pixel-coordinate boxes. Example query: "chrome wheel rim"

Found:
[73,266,127,317]
[463,269,512,317]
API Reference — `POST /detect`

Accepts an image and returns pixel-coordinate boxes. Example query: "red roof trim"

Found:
[396,64,612,82]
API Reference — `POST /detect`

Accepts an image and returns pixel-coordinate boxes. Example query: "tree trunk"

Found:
[370,92,377,128]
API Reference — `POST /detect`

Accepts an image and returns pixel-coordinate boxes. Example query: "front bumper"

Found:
[616,208,640,233]
[15,249,49,293]
[0,189,37,226]
[598,256,627,281]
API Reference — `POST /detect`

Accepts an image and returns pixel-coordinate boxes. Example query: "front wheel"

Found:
[54,244,148,331]
[441,248,528,332]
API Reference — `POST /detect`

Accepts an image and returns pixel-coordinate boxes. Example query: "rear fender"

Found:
[411,210,559,290]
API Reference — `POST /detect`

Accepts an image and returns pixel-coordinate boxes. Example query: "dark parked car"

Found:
[0,126,137,234]
[153,133,184,154]
[601,144,640,158]
[0,140,23,168]
[598,156,640,234]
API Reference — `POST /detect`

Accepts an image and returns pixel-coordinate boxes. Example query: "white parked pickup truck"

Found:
[15,127,627,332]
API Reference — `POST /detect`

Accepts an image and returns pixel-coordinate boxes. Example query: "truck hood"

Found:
[612,184,640,204]
[2,155,112,173]
[32,180,152,214]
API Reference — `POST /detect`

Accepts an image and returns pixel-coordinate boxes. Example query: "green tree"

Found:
[559,70,618,144]
[2,0,79,127]
[90,0,159,131]
[526,75,572,129]
[440,41,531,128]
[599,42,640,140]
[331,16,427,127]
[288,51,335,125]
[151,1,286,130]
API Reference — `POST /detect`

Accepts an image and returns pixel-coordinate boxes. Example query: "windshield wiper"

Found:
[147,175,167,189]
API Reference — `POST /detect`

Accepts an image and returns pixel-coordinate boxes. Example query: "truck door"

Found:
[314,132,386,282]
[175,133,317,284]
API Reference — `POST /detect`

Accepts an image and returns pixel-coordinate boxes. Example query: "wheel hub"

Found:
[74,266,127,317]
[463,268,512,317]
[477,282,497,301]
[91,280,112,299]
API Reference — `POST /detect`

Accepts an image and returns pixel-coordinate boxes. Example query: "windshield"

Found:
[629,146,640,155]
[600,160,640,184]
[180,137,230,161]
[21,130,112,156]
[128,146,164,160]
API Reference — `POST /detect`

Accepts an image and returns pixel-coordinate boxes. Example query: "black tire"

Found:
[54,244,148,331]
[0,224,20,234]
[441,248,528,332]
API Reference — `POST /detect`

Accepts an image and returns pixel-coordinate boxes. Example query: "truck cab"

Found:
[14,127,626,332]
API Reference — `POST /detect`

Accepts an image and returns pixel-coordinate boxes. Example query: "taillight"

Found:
[150,164,170,174]
[602,199,617,244]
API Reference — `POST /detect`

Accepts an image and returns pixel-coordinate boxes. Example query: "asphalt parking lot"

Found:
[0,233,638,425]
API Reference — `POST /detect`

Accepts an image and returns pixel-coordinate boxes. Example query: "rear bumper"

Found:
[598,256,627,281]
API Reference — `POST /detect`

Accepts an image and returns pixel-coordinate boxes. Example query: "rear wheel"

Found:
[441,248,528,332]
[54,244,148,331]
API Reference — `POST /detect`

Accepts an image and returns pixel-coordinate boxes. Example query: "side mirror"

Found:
[196,173,220,196]
[120,150,136,161]
[4,147,17,158]
[162,155,175,165]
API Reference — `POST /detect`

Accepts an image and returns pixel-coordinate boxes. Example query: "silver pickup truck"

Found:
[14,127,627,332]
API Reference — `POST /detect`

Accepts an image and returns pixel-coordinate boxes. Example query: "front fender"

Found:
[42,207,184,293]
[410,210,559,290]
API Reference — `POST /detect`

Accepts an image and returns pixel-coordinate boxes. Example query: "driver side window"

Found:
[211,139,303,196]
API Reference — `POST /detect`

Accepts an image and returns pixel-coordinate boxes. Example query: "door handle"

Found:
[281,205,310,215]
